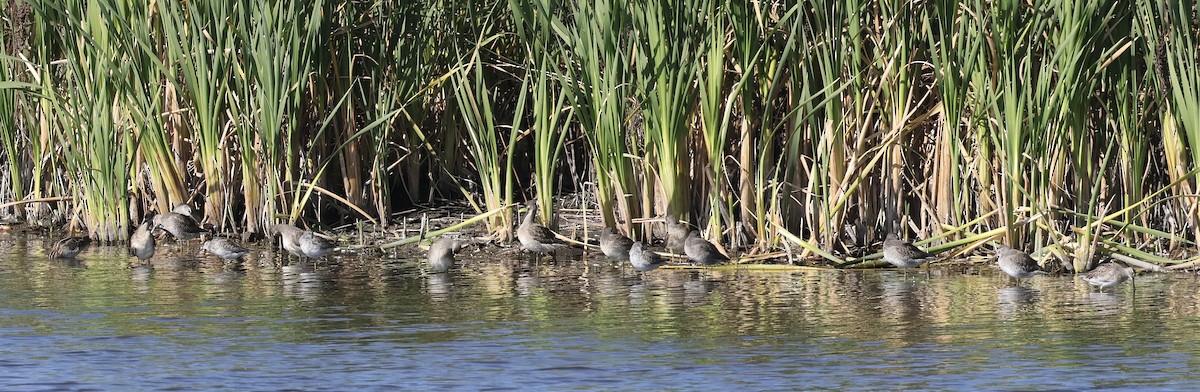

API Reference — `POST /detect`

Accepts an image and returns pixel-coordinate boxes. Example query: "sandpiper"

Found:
[201,237,250,261]
[882,233,932,269]
[129,221,155,261]
[428,237,468,273]
[684,230,729,266]
[996,244,1047,283]
[172,203,198,221]
[598,227,635,261]
[49,236,91,259]
[270,223,306,258]
[299,231,338,259]
[629,241,667,272]
[152,211,206,240]
[665,215,690,254]
[517,201,568,259]
[1080,261,1134,292]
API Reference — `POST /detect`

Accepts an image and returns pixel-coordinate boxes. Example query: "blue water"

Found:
[1,235,1198,390]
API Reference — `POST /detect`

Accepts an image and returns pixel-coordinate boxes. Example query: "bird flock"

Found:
[883,232,1135,291]
[429,201,1138,291]
[47,203,339,264]
[45,200,1136,291]
[422,202,729,275]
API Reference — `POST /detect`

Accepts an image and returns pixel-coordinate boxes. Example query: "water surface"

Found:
[2,235,1199,390]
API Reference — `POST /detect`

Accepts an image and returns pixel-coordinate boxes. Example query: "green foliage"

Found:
[1,0,1199,268]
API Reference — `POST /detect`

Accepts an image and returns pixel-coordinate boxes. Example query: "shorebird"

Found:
[684,230,728,266]
[129,221,155,261]
[152,211,206,240]
[270,223,306,258]
[996,244,1047,283]
[517,201,568,259]
[299,231,338,259]
[665,215,690,255]
[49,236,91,259]
[629,241,667,272]
[201,237,250,261]
[1080,261,1135,292]
[428,237,468,273]
[598,227,635,261]
[882,233,932,269]
[172,203,198,221]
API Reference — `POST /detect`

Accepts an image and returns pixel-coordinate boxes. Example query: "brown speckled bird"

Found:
[598,227,635,261]
[882,233,932,269]
[172,203,198,221]
[1080,261,1134,292]
[270,223,306,258]
[428,237,471,273]
[299,231,338,259]
[129,221,155,261]
[629,241,667,272]
[996,245,1046,283]
[517,201,568,258]
[152,211,206,240]
[202,237,250,261]
[665,215,690,255]
[684,230,728,266]
[49,236,92,259]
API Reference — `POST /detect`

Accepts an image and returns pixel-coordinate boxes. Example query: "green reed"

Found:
[0,5,21,215]
[696,0,729,242]
[632,0,703,221]
[1142,0,1200,244]
[353,1,441,222]
[116,1,184,223]
[510,0,569,225]
[924,0,983,233]
[786,0,868,249]
[37,0,134,241]
[563,0,639,234]
[451,29,523,240]
[4,0,1200,267]
[0,54,22,218]
[159,0,236,228]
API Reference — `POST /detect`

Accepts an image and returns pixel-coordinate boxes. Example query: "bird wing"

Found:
[904,243,932,258]
[1019,254,1041,270]
[530,225,563,244]
[310,234,336,248]
[228,240,250,253]
[176,215,204,233]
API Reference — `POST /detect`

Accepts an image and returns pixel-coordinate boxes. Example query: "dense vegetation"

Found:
[1,0,1198,270]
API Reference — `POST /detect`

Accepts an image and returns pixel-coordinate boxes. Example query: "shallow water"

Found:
[2,234,1200,390]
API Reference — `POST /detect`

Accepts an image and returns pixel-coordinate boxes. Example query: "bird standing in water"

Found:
[684,230,728,266]
[49,236,92,259]
[270,223,306,258]
[629,241,667,272]
[152,211,206,241]
[665,215,690,255]
[172,203,198,222]
[299,231,338,259]
[517,201,568,260]
[598,227,635,261]
[201,237,250,261]
[130,221,155,261]
[428,237,470,273]
[1080,262,1135,292]
[995,244,1047,284]
[882,233,932,269]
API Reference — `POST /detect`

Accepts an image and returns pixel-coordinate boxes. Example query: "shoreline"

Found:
[6,199,1198,274]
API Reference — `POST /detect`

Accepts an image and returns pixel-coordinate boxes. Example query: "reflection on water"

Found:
[1,235,1200,390]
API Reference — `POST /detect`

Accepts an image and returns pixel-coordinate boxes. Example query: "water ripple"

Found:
[0,236,1199,390]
